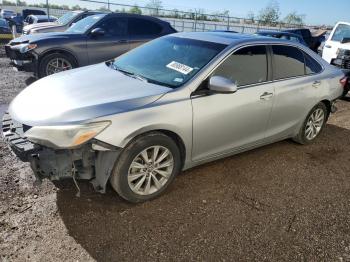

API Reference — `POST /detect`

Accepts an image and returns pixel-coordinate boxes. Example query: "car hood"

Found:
[9,63,172,126]
[10,31,76,44]
[23,22,60,31]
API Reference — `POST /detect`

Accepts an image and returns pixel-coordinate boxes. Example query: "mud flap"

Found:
[91,151,119,193]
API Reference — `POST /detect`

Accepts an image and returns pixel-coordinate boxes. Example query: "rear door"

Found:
[86,17,129,64]
[128,17,164,49]
[266,45,323,140]
[323,23,350,63]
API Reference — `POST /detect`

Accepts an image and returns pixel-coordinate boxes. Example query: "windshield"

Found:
[57,11,79,25]
[332,24,350,42]
[112,36,227,88]
[66,14,105,34]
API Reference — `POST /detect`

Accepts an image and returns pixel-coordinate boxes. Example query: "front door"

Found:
[87,17,129,64]
[192,45,274,161]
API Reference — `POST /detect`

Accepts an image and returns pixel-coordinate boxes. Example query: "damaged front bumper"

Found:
[2,112,120,193]
[5,44,37,74]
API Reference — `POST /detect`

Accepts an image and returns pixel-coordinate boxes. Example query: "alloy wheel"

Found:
[305,108,325,140]
[127,146,174,196]
[46,57,73,75]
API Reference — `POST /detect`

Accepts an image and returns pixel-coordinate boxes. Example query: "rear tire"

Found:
[38,53,77,78]
[293,102,328,145]
[110,132,182,203]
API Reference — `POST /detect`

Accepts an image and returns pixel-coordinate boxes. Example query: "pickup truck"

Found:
[284,28,324,52]
[322,21,350,96]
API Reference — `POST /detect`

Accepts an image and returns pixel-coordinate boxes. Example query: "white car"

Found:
[323,21,350,64]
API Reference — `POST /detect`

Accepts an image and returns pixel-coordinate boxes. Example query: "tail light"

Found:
[340,76,348,88]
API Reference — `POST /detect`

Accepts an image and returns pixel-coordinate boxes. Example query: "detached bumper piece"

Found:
[2,113,120,193]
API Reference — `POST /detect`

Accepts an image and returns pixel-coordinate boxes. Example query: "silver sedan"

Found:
[2,32,346,203]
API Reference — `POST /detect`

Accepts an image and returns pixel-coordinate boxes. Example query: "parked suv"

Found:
[2,32,345,203]
[5,13,176,77]
[22,10,102,35]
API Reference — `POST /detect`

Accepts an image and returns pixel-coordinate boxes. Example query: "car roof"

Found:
[172,31,297,46]
[31,15,56,18]
[257,30,302,38]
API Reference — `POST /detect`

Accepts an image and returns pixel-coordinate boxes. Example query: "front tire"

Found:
[110,132,182,203]
[38,53,77,78]
[293,102,327,144]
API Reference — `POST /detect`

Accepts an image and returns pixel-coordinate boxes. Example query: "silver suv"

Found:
[2,32,345,203]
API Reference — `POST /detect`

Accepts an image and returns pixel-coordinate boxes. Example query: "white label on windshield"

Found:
[166,61,193,75]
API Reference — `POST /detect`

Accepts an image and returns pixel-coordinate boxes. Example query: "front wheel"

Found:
[38,53,77,78]
[110,132,182,203]
[293,102,328,144]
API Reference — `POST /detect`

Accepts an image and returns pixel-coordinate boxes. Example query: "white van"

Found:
[323,22,350,64]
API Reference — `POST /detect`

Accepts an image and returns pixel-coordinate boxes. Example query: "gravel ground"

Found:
[1,57,350,261]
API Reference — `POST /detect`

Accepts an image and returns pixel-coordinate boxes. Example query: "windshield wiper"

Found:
[106,62,174,88]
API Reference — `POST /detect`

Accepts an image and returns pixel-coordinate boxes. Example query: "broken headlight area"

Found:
[2,112,120,193]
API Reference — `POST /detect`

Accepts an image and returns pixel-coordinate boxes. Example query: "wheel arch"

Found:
[320,99,331,118]
[38,48,79,67]
[122,128,187,170]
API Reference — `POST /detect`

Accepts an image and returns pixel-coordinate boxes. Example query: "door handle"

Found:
[312,80,321,87]
[325,45,332,48]
[260,92,273,100]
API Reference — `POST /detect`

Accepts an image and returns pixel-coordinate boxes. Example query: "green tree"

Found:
[258,0,280,25]
[129,5,142,15]
[284,11,305,26]
[146,0,162,16]
[2,0,16,6]
[97,6,109,12]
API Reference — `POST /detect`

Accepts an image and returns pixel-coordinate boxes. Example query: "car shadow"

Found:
[56,124,350,261]
[25,76,37,86]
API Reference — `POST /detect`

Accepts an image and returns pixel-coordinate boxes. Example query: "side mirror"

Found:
[208,76,238,94]
[341,37,350,44]
[90,27,105,37]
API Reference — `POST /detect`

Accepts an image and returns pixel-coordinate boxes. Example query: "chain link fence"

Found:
[0,1,326,56]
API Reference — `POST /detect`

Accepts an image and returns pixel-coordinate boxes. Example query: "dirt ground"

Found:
[1,56,350,261]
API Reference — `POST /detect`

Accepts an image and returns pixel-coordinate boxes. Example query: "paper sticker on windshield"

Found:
[166,61,193,75]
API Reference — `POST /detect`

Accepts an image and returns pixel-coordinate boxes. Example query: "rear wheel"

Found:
[38,53,77,78]
[293,102,327,144]
[110,132,182,203]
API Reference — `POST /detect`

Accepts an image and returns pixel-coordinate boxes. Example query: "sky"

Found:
[8,0,350,25]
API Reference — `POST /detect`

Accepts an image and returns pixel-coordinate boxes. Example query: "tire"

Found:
[110,132,182,203]
[38,53,77,78]
[293,102,328,145]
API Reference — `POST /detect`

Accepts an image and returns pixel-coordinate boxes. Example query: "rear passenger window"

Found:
[304,53,322,74]
[272,45,305,80]
[128,18,162,35]
[213,45,268,87]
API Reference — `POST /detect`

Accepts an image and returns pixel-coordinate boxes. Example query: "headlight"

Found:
[24,121,111,149]
[16,43,37,53]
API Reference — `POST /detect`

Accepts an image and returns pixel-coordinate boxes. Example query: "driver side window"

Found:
[97,17,127,37]
[213,45,268,87]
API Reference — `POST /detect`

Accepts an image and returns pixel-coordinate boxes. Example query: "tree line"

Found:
[1,0,306,26]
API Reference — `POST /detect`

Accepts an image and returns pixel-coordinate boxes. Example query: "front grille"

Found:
[338,49,350,57]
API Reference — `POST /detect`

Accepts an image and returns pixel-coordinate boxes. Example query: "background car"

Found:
[7,9,47,33]
[22,10,103,35]
[0,18,12,41]
[23,15,57,26]
[5,13,177,77]
[2,32,345,203]
[256,30,308,46]
[0,9,16,20]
